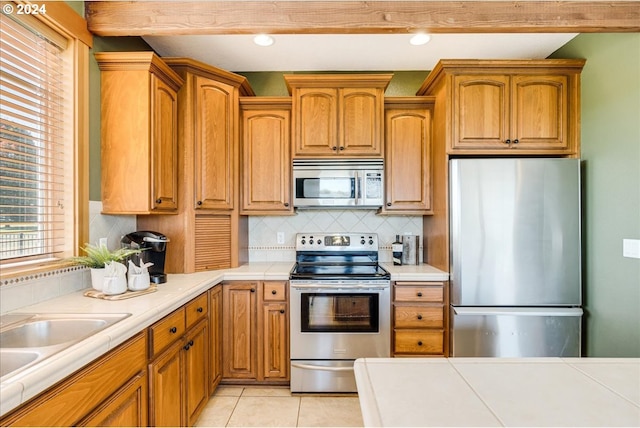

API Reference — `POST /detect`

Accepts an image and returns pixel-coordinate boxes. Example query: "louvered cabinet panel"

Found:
[194,215,232,271]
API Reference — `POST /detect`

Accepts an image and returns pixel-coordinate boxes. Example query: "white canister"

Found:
[102,275,128,295]
[128,271,151,291]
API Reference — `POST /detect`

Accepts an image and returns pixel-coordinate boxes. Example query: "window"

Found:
[0,2,91,275]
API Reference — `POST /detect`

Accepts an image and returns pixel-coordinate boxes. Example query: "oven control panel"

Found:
[296,233,378,251]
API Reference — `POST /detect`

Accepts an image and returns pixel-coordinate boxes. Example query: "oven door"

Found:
[290,283,390,360]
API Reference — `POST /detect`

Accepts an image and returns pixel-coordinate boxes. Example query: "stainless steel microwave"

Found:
[293,159,384,208]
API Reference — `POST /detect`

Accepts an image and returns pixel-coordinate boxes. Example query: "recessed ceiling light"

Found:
[410,33,431,46]
[254,34,274,47]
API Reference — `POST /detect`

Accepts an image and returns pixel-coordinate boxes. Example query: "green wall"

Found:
[238,71,430,96]
[551,34,640,357]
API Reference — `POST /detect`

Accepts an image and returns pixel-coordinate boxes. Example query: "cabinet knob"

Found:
[332,146,337,151]
[184,344,190,351]
[417,292,423,297]
[505,139,511,145]
[339,146,345,151]
[189,340,194,347]
[156,198,162,204]
[279,309,285,314]
[271,290,277,295]
[417,314,423,320]
[197,307,203,313]
[284,202,289,207]
[417,341,423,346]
[170,326,177,334]
[513,139,519,145]
[386,202,391,207]
[251,288,256,293]
[197,200,203,206]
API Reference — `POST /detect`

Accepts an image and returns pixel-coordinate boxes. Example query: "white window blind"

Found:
[0,12,70,262]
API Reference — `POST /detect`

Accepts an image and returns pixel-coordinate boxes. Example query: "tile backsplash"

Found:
[0,201,137,314]
[248,209,423,263]
[2,204,422,314]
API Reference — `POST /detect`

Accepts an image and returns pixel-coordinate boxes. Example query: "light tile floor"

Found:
[195,386,364,427]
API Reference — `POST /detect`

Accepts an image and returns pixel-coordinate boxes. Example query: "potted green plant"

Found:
[71,243,142,291]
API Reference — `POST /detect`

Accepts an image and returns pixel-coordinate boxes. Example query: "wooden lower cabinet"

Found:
[79,372,148,427]
[392,281,448,357]
[209,285,223,393]
[222,281,289,383]
[148,293,209,427]
[0,332,148,427]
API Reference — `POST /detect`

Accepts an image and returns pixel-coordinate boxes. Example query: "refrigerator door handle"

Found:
[452,307,583,317]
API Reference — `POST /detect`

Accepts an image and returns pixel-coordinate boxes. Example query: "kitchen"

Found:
[0,1,639,426]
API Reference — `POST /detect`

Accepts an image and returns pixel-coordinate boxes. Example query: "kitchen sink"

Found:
[0,350,41,378]
[0,313,130,380]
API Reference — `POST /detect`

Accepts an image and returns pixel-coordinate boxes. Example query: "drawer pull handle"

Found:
[170,326,177,334]
[272,290,277,295]
[417,292,423,297]
[417,314,423,320]
[197,307,203,313]
[417,341,423,346]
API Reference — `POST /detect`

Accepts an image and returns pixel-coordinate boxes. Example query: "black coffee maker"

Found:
[121,231,169,284]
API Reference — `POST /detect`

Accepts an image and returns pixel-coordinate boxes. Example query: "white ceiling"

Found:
[143,33,578,72]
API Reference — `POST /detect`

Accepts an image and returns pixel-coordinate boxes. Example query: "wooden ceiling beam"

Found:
[85,1,640,36]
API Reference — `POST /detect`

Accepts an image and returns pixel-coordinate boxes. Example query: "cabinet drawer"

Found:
[149,308,186,357]
[394,305,444,328]
[394,284,443,303]
[263,281,287,302]
[186,293,208,328]
[394,330,444,354]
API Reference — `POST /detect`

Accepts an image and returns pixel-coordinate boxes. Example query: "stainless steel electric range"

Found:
[289,233,391,393]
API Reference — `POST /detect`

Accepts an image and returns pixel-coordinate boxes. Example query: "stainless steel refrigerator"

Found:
[449,158,583,357]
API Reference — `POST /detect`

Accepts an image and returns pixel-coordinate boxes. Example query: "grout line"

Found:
[224,387,243,427]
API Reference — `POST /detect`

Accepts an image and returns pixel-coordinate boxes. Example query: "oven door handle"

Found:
[291,285,388,291]
[291,363,354,372]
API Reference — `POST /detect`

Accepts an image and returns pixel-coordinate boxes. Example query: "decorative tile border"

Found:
[0,265,85,287]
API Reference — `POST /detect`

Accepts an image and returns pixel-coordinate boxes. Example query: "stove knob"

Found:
[360,239,366,245]
[317,239,321,245]
[369,239,374,245]
[309,240,314,245]
[301,239,306,245]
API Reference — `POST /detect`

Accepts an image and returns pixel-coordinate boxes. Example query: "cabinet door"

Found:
[294,87,338,156]
[151,75,179,211]
[194,76,235,210]
[384,107,432,212]
[511,74,569,151]
[452,75,510,150]
[340,87,383,155]
[148,340,183,427]
[194,214,232,271]
[209,285,223,393]
[79,372,148,427]
[223,282,258,379]
[241,108,292,213]
[261,302,289,380]
[184,319,209,426]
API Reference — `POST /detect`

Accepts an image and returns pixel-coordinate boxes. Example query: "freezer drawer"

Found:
[451,306,582,357]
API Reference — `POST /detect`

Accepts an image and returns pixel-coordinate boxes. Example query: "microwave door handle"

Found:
[355,172,362,205]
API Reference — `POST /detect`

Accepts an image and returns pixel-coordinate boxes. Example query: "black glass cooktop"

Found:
[290,262,390,280]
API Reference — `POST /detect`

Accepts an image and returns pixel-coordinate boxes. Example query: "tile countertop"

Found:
[354,357,640,427]
[0,262,449,416]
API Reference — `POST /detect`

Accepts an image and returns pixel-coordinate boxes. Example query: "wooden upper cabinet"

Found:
[240,98,293,214]
[383,97,434,214]
[417,59,585,156]
[96,52,183,214]
[194,76,235,210]
[285,74,391,158]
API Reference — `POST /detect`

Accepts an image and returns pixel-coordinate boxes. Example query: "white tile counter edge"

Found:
[0,262,450,416]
